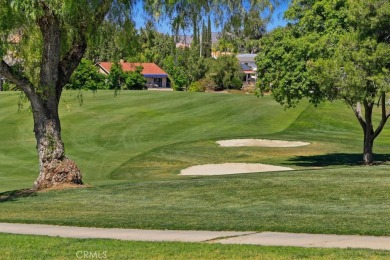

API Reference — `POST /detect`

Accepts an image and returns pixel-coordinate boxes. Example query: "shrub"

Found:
[123,66,147,90]
[198,77,218,91]
[209,55,244,90]
[66,59,106,90]
[188,81,206,92]
[230,77,243,90]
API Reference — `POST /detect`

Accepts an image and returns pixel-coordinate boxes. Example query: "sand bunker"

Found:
[180,163,293,176]
[217,139,310,147]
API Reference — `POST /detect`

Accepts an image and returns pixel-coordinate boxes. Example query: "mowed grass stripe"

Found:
[0,90,308,190]
[1,233,389,259]
[1,90,390,236]
[1,167,389,235]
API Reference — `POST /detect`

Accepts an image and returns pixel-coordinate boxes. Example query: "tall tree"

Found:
[85,19,140,62]
[201,17,212,58]
[218,4,268,53]
[257,0,390,164]
[0,0,121,190]
[207,16,212,56]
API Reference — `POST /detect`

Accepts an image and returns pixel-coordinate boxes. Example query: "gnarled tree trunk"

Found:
[32,6,83,190]
[32,104,82,190]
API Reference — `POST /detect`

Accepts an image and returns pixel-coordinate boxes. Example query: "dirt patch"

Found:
[180,163,293,176]
[217,139,310,147]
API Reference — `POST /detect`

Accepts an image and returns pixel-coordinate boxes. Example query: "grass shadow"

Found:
[0,189,36,203]
[287,153,390,167]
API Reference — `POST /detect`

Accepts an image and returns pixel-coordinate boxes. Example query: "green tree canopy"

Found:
[210,55,243,90]
[85,19,140,62]
[257,0,390,164]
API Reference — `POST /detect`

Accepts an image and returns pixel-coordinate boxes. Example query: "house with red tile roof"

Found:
[96,62,170,88]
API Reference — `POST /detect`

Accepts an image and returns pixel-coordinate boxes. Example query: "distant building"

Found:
[96,62,170,88]
[236,54,257,70]
[237,54,257,84]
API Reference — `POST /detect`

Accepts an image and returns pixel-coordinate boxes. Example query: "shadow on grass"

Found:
[288,153,390,167]
[0,189,36,203]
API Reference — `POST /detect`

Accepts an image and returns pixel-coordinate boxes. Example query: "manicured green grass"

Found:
[3,90,387,190]
[1,233,389,260]
[1,167,389,235]
[1,90,390,237]
[0,90,309,191]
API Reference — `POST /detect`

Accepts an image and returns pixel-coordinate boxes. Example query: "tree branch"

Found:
[0,60,38,103]
[58,0,113,90]
[58,36,87,90]
[374,92,390,138]
[349,101,366,130]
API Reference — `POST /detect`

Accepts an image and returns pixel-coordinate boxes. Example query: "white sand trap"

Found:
[180,163,293,176]
[217,139,310,147]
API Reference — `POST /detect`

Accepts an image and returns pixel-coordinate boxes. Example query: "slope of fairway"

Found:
[0,90,308,191]
[2,90,390,191]
[111,99,390,181]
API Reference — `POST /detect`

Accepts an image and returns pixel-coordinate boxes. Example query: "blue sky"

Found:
[133,1,290,34]
[267,1,289,31]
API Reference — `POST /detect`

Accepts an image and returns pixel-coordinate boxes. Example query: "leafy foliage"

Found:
[107,62,125,90]
[85,20,140,62]
[65,59,106,90]
[210,55,243,90]
[257,0,390,107]
[123,66,147,90]
[187,81,205,92]
[217,8,267,54]
[256,0,390,163]
[106,62,146,90]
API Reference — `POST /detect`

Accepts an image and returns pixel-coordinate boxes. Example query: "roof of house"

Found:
[240,63,255,74]
[236,54,257,63]
[97,62,168,77]
[240,63,252,71]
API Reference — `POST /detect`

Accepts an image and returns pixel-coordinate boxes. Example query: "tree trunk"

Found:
[363,132,374,165]
[32,7,83,190]
[32,104,82,190]
[352,95,390,165]
[362,101,375,165]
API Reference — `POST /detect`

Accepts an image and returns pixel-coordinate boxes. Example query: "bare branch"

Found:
[58,36,87,90]
[0,60,38,102]
[349,101,366,130]
[374,92,390,138]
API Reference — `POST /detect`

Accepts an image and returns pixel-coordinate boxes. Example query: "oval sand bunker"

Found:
[180,163,293,176]
[217,139,310,147]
